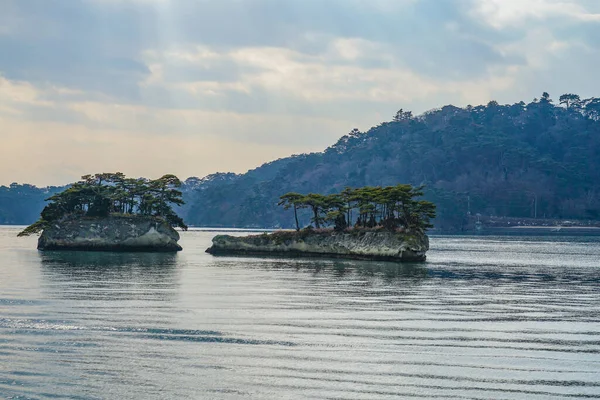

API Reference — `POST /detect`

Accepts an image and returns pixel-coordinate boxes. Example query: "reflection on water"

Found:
[255,258,429,280]
[38,251,181,301]
[39,250,179,269]
[1,231,600,400]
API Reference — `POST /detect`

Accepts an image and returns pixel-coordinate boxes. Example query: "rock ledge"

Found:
[38,215,182,252]
[206,230,428,262]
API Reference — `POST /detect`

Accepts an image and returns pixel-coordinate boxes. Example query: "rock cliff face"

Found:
[206,230,429,262]
[38,215,182,252]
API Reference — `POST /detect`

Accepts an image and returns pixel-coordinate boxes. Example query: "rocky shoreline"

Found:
[37,215,182,252]
[206,230,429,262]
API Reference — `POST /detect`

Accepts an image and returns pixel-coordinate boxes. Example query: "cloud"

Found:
[473,0,600,28]
[0,113,312,186]
[0,0,518,97]
[1,0,600,185]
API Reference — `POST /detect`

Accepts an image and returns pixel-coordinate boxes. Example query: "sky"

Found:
[1,0,600,186]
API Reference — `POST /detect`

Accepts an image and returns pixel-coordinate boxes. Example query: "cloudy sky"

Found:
[1,0,600,185]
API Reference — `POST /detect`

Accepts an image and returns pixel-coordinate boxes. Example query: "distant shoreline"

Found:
[4,224,600,236]
[187,226,600,236]
[434,226,600,236]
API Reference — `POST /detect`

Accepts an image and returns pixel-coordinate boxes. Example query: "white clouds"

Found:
[473,0,600,28]
[0,113,312,186]
[0,70,356,185]
[0,75,67,119]
[142,41,517,108]
[0,97,352,186]
[0,76,47,107]
[1,0,600,185]
[329,38,383,61]
[0,75,90,119]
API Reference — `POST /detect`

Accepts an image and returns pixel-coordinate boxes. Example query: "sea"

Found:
[1,226,599,399]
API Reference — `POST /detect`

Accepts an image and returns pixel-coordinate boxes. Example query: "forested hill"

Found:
[183,92,600,230]
[0,185,64,225]
[2,92,600,230]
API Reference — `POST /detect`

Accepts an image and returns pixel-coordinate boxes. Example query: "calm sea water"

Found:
[1,227,599,400]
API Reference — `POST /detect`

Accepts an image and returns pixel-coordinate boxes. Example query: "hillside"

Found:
[183,92,600,230]
[0,184,64,225]
[3,92,600,231]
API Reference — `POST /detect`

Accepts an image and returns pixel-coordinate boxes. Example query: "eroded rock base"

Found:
[38,215,182,252]
[206,230,428,262]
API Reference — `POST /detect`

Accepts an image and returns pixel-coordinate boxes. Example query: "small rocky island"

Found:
[19,172,187,252]
[37,215,182,252]
[207,230,429,261]
[207,184,436,262]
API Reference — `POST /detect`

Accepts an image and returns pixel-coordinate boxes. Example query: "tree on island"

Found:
[279,184,436,232]
[18,172,188,237]
[277,192,305,231]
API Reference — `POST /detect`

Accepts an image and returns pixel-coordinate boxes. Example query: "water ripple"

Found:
[0,230,599,399]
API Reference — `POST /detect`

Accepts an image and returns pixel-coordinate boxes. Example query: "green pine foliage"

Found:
[279,185,436,233]
[17,173,187,236]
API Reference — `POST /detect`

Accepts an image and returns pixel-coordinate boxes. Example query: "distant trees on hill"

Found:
[4,92,600,231]
[0,184,64,225]
[183,92,600,230]
[18,173,187,236]
[279,185,436,232]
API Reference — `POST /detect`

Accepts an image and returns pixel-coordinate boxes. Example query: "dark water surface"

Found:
[1,227,599,399]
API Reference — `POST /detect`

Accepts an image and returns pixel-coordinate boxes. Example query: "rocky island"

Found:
[37,215,182,252]
[19,173,187,252]
[207,230,429,261]
[207,184,436,262]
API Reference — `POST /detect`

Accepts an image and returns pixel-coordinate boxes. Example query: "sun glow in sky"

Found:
[1,0,600,185]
